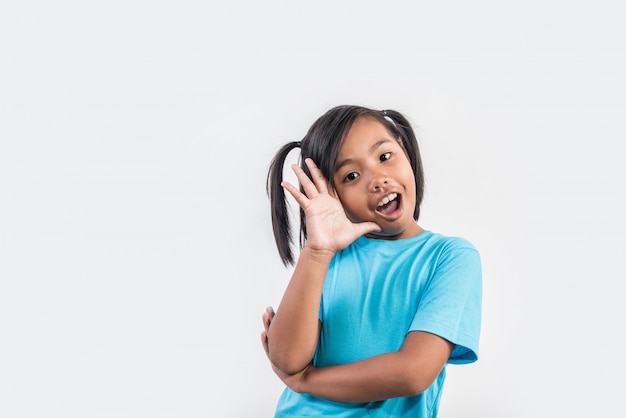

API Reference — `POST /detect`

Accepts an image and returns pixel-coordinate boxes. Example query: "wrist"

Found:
[301,246,335,265]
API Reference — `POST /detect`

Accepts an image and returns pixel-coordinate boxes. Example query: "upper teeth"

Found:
[378,193,398,207]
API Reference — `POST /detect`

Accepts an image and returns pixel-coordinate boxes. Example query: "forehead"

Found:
[338,116,396,157]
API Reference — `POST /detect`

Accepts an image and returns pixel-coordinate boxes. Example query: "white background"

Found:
[1,1,625,417]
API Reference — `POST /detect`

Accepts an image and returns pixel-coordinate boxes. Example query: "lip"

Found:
[374,192,403,220]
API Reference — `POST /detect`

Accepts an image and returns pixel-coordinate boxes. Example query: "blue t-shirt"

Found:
[275,230,482,417]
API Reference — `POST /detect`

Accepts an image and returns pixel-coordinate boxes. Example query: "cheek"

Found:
[336,190,365,219]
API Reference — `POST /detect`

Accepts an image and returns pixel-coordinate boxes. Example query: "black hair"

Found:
[266,105,424,266]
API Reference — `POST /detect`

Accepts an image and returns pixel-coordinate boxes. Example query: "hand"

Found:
[261,305,313,393]
[282,158,381,255]
[260,306,274,359]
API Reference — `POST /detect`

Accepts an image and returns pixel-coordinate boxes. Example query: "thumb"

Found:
[356,221,382,236]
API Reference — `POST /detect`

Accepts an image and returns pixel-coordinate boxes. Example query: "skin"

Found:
[261,117,454,402]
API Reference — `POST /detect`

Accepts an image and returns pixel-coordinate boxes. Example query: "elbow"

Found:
[402,379,431,397]
[267,336,317,375]
[268,350,312,376]
[396,378,431,398]
[272,362,310,377]
[266,325,318,375]
[395,365,439,397]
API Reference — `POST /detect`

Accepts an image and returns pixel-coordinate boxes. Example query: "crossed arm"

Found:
[262,302,454,403]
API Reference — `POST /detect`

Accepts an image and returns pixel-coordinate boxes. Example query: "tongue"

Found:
[377,199,399,215]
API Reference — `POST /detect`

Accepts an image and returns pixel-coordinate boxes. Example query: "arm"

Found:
[265,246,331,374]
[262,236,481,402]
[264,158,380,374]
[282,331,453,402]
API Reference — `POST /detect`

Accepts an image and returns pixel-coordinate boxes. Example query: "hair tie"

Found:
[382,110,395,126]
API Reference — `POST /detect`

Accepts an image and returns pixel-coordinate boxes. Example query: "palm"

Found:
[282,159,380,254]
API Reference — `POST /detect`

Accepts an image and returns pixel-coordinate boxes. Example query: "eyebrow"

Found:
[334,139,392,172]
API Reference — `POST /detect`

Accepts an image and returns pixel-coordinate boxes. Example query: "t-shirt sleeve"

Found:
[409,238,482,364]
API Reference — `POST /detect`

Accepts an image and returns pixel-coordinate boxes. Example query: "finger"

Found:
[291,163,320,199]
[304,158,329,194]
[356,221,382,236]
[260,331,270,357]
[262,313,271,332]
[281,180,310,210]
[262,306,275,332]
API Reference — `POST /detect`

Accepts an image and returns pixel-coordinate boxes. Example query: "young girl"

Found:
[260,105,482,417]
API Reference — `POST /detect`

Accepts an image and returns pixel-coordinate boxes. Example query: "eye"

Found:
[380,152,391,162]
[344,172,360,182]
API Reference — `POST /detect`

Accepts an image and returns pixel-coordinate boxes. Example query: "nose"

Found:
[366,162,390,192]
[370,174,388,192]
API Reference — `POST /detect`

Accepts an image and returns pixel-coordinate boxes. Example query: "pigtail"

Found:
[381,109,425,221]
[266,141,301,266]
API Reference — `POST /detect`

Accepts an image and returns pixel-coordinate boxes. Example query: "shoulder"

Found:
[343,232,479,262]
[422,231,479,255]
[422,233,481,273]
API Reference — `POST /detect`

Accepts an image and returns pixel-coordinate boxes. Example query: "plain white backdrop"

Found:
[1,1,625,417]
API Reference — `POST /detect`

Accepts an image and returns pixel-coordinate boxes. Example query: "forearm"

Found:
[297,352,421,402]
[294,332,453,403]
[268,246,334,374]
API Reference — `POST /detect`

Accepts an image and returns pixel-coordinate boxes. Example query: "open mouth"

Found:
[375,192,400,216]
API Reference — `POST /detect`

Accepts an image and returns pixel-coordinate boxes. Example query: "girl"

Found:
[261,105,482,417]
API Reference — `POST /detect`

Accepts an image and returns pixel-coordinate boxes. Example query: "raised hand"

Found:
[281,158,380,255]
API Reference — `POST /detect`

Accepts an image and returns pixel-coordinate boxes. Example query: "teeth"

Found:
[377,193,398,207]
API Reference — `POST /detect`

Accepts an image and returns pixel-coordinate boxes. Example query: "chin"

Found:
[365,228,404,239]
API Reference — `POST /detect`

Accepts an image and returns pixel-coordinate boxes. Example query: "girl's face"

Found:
[332,116,423,240]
